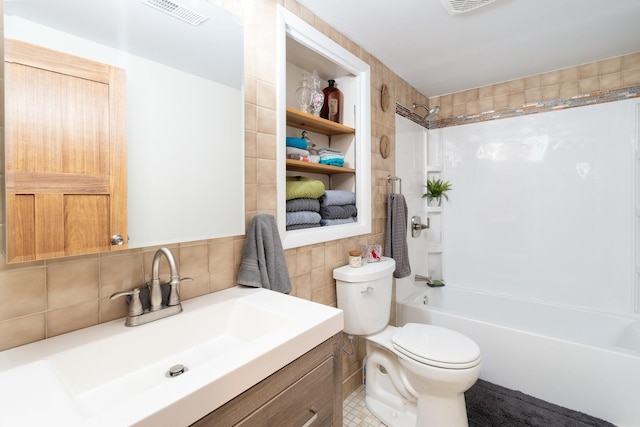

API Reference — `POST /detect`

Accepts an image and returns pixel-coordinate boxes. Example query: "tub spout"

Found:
[415,274,433,285]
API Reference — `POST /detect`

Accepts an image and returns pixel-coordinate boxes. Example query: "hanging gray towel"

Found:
[384,193,411,278]
[238,214,292,294]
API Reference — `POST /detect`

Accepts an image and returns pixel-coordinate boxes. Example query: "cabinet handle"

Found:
[301,407,318,427]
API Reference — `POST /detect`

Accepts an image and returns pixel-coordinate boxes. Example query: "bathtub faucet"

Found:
[415,274,445,288]
[415,274,434,285]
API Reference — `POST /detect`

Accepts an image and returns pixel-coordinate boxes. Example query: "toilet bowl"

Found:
[334,258,481,427]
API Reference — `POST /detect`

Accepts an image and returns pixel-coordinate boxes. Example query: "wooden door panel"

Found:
[7,63,110,176]
[6,195,36,262]
[64,195,110,256]
[4,39,127,262]
[35,194,65,259]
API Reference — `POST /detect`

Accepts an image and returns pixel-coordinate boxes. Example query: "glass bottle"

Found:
[295,74,313,113]
[309,70,324,116]
[321,79,343,123]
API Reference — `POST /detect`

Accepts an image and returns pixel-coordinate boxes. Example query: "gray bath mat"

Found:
[465,379,616,427]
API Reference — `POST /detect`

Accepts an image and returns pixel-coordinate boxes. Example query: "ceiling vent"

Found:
[140,0,209,26]
[440,0,498,14]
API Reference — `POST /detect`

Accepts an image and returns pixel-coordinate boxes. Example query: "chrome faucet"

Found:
[150,247,182,311]
[415,274,434,285]
[111,247,192,326]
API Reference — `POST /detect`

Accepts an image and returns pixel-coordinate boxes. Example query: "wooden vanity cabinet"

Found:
[191,333,342,427]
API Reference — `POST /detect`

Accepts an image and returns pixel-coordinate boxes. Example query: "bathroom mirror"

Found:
[3,0,245,262]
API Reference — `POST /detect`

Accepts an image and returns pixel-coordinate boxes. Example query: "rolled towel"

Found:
[286,223,322,231]
[320,190,356,206]
[320,204,357,219]
[286,146,309,157]
[320,217,357,226]
[286,211,322,226]
[286,198,321,213]
[286,137,308,150]
[286,176,325,200]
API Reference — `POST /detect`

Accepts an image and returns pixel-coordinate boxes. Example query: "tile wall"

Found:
[1,0,639,400]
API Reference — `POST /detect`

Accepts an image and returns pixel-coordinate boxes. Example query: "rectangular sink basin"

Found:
[0,286,343,426]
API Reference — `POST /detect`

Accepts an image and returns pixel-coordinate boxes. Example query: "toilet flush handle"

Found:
[361,286,374,294]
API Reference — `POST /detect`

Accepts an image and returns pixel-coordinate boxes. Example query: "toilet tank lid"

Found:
[333,257,396,282]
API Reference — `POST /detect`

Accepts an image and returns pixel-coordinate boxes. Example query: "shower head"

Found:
[412,103,440,121]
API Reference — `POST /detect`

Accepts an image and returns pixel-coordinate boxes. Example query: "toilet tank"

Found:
[333,257,396,336]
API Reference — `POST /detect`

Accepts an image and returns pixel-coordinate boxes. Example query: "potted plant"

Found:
[422,177,452,207]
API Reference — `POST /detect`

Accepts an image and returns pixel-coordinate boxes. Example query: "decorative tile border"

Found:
[396,84,640,129]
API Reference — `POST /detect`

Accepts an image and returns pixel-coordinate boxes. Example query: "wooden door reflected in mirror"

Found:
[4,39,127,262]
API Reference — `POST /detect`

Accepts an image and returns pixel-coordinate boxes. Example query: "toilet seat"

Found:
[392,323,481,369]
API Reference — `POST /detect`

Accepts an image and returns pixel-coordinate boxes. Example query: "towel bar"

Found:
[387,175,402,194]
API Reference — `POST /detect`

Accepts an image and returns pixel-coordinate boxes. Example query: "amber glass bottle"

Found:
[320,79,343,123]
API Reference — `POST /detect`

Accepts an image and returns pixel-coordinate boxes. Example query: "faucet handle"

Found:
[110,288,143,317]
[167,277,193,307]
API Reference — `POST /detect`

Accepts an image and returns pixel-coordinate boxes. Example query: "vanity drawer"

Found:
[238,357,334,427]
[192,333,342,427]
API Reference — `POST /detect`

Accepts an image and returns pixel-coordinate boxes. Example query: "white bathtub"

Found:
[397,286,640,427]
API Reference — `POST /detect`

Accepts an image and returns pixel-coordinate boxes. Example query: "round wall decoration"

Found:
[380,135,390,159]
[380,84,390,112]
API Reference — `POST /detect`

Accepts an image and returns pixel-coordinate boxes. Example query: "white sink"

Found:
[0,286,343,426]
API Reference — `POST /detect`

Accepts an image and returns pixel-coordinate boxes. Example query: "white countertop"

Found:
[0,286,343,426]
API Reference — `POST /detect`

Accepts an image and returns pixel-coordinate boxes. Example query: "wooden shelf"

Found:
[286,107,355,136]
[286,159,355,175]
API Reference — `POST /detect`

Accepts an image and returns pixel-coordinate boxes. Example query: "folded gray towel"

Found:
[238,214,292,294]
[384,193,411,278]
[286,223,322,231]
[286,198,321,213]
[320,204,357,219]
[286,146,309,156]
[320,217,357,226]
[320,190,356,206]
[286,211,322,226]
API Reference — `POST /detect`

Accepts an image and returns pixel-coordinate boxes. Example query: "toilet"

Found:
[334,257,481,427]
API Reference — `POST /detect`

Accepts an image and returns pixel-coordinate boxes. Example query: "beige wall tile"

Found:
[579,76,600,93]
[257,133,277,160]
[47,259,99,310]
[601,72,623,91]
[0,268,46,321]
[0,314,45,351]
[256,184,278,210]
[509,78,525,93]
[624,68,640,86]
[559,81,579,98]
[524,88,541,104]
[578,62,598,79]
[180,244,210,277]
[493,82,509,96]
[541,84,560,100]
[540,70,560,86]
[560,66,579,82]
[524,75,540,90]
[622,52,640,70]
[99,252,143,298]
[47,301,99,337]
[599,57,621,75]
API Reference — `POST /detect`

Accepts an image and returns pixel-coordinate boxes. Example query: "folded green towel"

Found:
[286,176,325,201]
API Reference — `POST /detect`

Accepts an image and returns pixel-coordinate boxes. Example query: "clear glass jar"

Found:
[309,70,324,116]
[296,74,313,113]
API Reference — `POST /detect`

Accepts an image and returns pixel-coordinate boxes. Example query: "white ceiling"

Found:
[297,0,640,97]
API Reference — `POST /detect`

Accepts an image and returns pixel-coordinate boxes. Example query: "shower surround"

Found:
[394,97,640,426]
